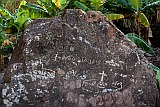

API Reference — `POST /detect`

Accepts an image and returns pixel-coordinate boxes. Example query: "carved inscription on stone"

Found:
[2,10,159,107]
[65,89,135,107]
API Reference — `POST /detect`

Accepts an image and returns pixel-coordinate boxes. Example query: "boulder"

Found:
[1,9,159,107]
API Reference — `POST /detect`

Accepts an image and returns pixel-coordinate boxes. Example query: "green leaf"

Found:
[58,0,67,9]
[112,0,130,8]
[142,1,160,10]
[20,3,50,19]
[21,3,47,12]
[5,17,14,28]
[52,0,67,9]
[1,35,6,40]
[37,0,58,16]
[138,12,150,27]
[0,24,3,31]
[90,0,103,11]
[150,63,160,89]
[0,17,3,23]
[59,1,69,11]
[15,8,29,29]
[125,33,154,55]
[0,7,12,19]
[105,13,124,20]
[150,63,160,73]
[25,18,32,27]
[74,1,90,11]
[141,0,149,6]
[19,0,27,8]
[129,0,141,11]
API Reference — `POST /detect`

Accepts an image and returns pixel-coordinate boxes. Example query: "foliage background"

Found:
[0,0,37,13]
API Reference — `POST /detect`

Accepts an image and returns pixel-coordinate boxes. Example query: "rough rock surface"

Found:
[1,9,159,107]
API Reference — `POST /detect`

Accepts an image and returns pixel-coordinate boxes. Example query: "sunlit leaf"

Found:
[74,1,90,11]
[19,0,27,8]
[52,0,61,9]
[90,0,103,11]
[15,8,29,29]
[0,7,12,19]
[105,13,124,20]
[20,3,49,19]
[59,0,67,6]
[129,0,141,11]
[138,12,150,27]
[52,0,67,9]
[37,0,58,16]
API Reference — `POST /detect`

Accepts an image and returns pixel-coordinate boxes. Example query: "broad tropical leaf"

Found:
[125,33,154,55]
[114,0,130,8]
[37,0,57,16]
[142,1,160,10]
[105,13,124,20]
[0,7,12,19]
[53,0,68,10]
[5,17,14,28]
[150,63,160,89]
[59,0,67,6]
[20,3,49,19]
[19,0,27,8]
[52,0,61,9]
[74,1,90,11]
[138,12,150,27]
[129,0,141,11]
[21,3,47,12]
[90,0,103,11]
[15,8,29,29]
[141,0,149,5]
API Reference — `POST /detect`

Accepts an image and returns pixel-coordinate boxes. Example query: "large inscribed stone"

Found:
[1,9,159,107]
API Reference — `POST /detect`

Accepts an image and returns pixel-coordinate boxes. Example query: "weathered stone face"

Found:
[1,9,159,107]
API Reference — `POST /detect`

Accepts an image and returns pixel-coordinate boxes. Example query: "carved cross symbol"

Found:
[99,71,107,82]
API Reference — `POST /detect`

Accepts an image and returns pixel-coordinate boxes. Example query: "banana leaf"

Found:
[20,3,50,19]
[15,8,29,29]
[21,3,47,12]
[52,0,67,9]
[90,0,103,11]
[19,0,27,8]
[150,63,160,89]
[58,0,67,7]
[74,1,90,12]
[5,17,14,28]
[114,0,130,8]
[138,12,150,27]
[142,1,160,10]
[129,0,141,11]
[125,33,154,55]
[141,0,149,6]
[0,7,12,19]
[105,13,124,20]
[37,0,58,16]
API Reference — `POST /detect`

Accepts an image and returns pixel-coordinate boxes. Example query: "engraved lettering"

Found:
[97,71,107,88]
[76,79,82,88]
[70,81,76,89]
